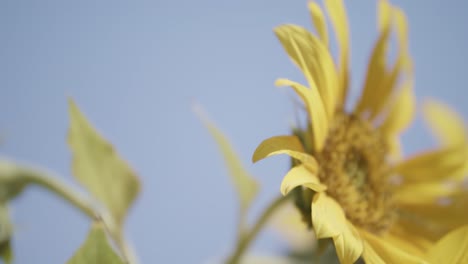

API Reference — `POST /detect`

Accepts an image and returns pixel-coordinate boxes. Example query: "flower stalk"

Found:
[226,194,292,264]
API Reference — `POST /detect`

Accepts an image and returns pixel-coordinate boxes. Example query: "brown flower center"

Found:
[315,113,396,234]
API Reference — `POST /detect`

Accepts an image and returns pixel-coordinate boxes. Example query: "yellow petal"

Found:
[360,229,428,264]
[369,55,408,121]
[274,25,316,93]
[324,0,350,106]
[383,230,429,258]
[370,5,413,119]
[427,225,468,264]
[388,138,403,161]
[311,193,362,264]
[280,164,326,195]
[311,193,346,238]
[252,135,318,171]
[355,0,392,116]
[371,1,413,119]
[370,7,412,121]
[423,99,467,146]
[378,0,391,32]
[394,146,468,183]
[393,7,409,54]
[308,2,328,47]
[333,223,363,264]
[274,24,339,120]
[379,80,415,139]
[399,196,468,234]
[394,182,457,206]
[398,208,454,242]
[275,79,328,152]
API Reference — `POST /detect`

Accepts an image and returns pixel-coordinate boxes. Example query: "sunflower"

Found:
[252,1,467,263]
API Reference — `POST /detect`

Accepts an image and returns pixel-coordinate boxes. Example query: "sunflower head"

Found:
[250,0,455,263]
[269,0,413,236]
[315,113,395,234]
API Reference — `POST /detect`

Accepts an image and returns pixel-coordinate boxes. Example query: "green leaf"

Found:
[67,222,125,264]
[0,242,12,264]
[68,99,140,226]
[194,104,259,215]
[0,203,13,264]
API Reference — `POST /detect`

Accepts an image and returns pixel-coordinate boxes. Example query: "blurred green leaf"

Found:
[67,222,124,264]
[68,99,140,226]
[0,203,13,264]
[0,242,12,264]
[194,104,259,216]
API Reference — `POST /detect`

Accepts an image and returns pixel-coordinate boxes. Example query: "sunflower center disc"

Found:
[317,113,396,234]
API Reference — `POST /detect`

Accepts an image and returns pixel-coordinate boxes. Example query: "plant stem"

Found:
[226,194,292,264]
[20,167,98,219]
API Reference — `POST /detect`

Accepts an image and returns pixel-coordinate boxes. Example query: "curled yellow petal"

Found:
[275,79,328,152]
[311,193,363,264]
[280,164,326,195]
[252,135,318,171]
[252,135,303,161]
[308,2,328,47]
[312,194,346,238]
[274,24,338,120]
[427,225,468,264]
[311,193,346,238]
[423,99,467,146]
[324,0,350,106]
[333,223,363,264]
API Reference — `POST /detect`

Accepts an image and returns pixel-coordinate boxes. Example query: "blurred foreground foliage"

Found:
[0,99,140,263]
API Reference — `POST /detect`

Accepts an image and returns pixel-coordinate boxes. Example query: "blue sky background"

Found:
[1,0,467,263]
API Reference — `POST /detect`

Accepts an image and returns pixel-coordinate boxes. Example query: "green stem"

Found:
[226,194,292,264]
[20,167,98,219]
[0,161,136,263]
